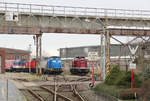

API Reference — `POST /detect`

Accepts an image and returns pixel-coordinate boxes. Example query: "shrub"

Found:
[120,88,141,100]
[115,71,142,88]
[94,83,120,99]
[105,65,121,85]
[143,67,150,80]
[140,78,150,101]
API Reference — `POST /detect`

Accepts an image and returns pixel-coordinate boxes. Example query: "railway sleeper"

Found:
[27,89,45,101]
[72,86,85,101]
[40,86,73,101]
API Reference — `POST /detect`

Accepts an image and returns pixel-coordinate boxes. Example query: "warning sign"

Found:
[129,63,136,69]
[88,52,98,61]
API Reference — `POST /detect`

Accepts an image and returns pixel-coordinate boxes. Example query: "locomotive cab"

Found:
[70,56,89,75]
[46,56,63,74]
[25,58,36,73]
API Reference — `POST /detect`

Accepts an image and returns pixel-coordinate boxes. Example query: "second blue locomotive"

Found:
[45,56,63,74]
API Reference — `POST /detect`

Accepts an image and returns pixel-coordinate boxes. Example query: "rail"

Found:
[72,85,86,101]
[40,86,73,101]
[0,2,150,18]
[27,89,45,101]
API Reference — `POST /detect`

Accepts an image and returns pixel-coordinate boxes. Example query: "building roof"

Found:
[0,47,30,54]
[59,44,122,49]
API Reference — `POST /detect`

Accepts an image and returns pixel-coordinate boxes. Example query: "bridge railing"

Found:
[0,2,150,18]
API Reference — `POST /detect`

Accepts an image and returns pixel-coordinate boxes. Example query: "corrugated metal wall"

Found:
[59,44,139,58]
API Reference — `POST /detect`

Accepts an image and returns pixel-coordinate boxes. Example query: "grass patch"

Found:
[94,83,123,98]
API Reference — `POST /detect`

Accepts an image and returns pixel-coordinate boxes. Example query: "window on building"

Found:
[15,56,19,60]
[21,55,24,60]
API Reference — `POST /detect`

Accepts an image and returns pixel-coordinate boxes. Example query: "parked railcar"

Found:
[5,60,15,72]
[45,56,63,74]
[11,60,26,72]
[70,56,89,75]
[25,59,36,73]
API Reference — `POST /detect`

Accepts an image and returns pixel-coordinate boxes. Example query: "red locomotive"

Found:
[70,56,89,75]
[26,59,36,69]
[25,59,36,73]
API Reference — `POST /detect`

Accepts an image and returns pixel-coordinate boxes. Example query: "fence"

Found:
[0,2,150,18]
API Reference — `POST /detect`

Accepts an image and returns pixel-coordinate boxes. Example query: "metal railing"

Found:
[0,2,150,18]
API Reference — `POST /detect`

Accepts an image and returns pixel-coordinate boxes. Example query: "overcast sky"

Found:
[1,0,150,56]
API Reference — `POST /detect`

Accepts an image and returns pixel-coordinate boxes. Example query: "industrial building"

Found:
[59,44,150,72]
[60,44,138,59]
[0,48,30,73]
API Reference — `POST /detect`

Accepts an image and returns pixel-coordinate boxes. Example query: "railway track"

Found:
[55,75,87,101]
[40,86,73,101]
[27,88,45,101]
[17,75,88,101]
[71,85,85,101]
[22,85,86,101]
[23,86,54,101]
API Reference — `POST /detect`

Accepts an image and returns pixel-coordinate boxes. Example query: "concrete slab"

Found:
[0,79,26,101]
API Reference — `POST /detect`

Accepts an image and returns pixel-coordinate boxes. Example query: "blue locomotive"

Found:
[45,56,63,74]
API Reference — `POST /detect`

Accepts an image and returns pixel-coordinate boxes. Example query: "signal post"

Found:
[88,51,98,87]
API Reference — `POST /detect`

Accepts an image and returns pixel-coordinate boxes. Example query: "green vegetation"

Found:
[140,78,150,101]
[120,88,141,100]
[104,65,121,85]
[115,71,142,88]
[104,65,142,88]
[94,83,121,98]
[94,65,143,100]
[143,67,150,80]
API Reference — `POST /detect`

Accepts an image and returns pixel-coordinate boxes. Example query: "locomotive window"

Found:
[81,58,85,60]
[21,55,24,59]
[75,57,79,60]
[15,56,19,60]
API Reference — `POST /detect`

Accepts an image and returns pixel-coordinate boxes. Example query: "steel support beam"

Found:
[39,34,42,74]
[35,33,42,74]
[111,36,125,45]
[100,33,105,80]
[105,30,110,75]
[101,27,106,80]
[36,35,39,74]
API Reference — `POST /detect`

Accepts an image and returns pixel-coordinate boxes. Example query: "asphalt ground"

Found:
[0,79,26,101]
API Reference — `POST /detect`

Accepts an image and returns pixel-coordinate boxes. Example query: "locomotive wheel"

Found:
[79,73,85,76]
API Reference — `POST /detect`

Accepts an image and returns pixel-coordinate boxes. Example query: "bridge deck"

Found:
[0,2,150,36]
[0,2,150,19]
